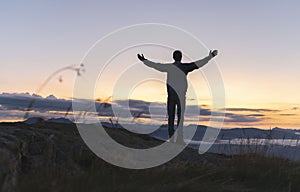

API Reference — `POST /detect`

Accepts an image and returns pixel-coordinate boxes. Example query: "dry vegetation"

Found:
[1,122,300,192]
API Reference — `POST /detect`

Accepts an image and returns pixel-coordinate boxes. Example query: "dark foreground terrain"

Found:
[0,120,300,192]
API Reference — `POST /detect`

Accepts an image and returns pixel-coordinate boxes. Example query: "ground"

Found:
[0,121,300,192]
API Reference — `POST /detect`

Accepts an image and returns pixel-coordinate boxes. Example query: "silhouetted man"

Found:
[137,50,218,143]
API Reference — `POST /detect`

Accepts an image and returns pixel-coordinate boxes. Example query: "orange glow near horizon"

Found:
[2,69,300,130]
[1,54,299,129]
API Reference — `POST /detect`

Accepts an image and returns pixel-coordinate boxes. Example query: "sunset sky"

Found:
[1,1,300,128]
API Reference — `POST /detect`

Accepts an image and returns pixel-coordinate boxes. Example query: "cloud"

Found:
[225,113,264,123]
[246,114,265,117]
[0,109,25,119]
[199,109,211,116]
[186,98,196,101]
[114,99,150,113]
[225,107,280,113]
[0,93,71,112]
[0,93,270,124]
[279,114,297,116]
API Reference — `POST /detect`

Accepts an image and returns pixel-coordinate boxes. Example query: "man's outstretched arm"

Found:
[194,50,218,68]
[137,54,169,72]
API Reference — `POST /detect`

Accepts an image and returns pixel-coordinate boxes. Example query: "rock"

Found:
[0,148,18,192]
[46,118,73,124]
[24,117,45,125]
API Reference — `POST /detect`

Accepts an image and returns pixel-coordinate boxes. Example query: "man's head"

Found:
[173,50,182,62]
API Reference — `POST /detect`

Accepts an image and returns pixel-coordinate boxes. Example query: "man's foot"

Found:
[168,129,175,139]
[168,137,175,143]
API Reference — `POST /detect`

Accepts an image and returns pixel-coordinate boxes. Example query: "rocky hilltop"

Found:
[0,119,222,192]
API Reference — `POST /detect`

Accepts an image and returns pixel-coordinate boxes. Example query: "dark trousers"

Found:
[167,95,185,139]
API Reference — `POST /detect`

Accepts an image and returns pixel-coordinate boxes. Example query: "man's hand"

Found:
[209,50,218,58]
[137,54,146,61]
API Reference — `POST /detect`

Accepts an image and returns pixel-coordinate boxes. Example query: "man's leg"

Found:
[167,97,176,139]
[176,96,186,143]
